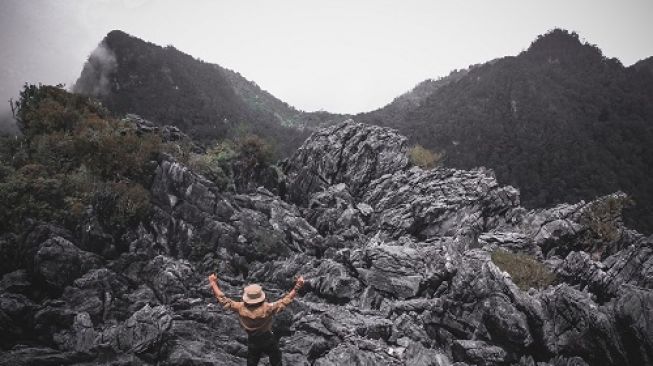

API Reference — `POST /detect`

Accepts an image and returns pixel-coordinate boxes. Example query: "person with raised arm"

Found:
[208,273,305,366]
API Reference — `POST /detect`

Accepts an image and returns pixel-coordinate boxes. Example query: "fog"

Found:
[1,0,652,132]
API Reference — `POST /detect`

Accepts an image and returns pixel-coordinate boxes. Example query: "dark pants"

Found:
[247,331,282,366]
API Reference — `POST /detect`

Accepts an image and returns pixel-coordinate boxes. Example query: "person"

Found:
[208,273,305,366]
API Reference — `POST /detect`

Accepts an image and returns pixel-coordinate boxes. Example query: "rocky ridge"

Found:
[1,120,651,365]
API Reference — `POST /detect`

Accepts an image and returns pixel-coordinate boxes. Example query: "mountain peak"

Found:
[529,28,583,49]
[105,29,129,39]
[524,28,604,62]
[74,30,343,155]
[102,29,135,45]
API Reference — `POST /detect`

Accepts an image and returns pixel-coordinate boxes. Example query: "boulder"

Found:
[612,286,653,365]
[362,167,520,240]
[352,243,452,300]
[99,304,173,355]
[139,255,196,304]
[308,259,361,302]
[451,340,508,366]
[537,285,627,366]
[61,268,132,322]
[34,236,102,291]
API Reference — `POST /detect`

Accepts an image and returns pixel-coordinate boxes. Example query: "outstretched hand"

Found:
[294,275,305,290]
[208,273,218,284]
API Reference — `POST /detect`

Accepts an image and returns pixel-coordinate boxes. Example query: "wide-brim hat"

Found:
[243,284,266,304]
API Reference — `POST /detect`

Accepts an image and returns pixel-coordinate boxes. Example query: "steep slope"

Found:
[73,30,344,156]
[359,29,653,233]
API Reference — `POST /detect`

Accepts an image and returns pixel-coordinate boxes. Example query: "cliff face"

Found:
[1,120,652,366]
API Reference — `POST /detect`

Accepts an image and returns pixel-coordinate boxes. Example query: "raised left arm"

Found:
[208,273,242,312]
[269,276,305,314]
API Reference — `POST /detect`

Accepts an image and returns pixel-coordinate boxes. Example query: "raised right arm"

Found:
[268,276,305,314]
[208,273,242,312]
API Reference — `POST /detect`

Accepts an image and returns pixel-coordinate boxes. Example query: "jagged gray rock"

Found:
[452,339,509,366]
[556,233,653,301]
[2,120,652,366]
[363,166,520,240]
[351,243,455,300]
[284,119,410,205]
[313,343,402,366]
[34,237,103,291]
[61,268,131,322]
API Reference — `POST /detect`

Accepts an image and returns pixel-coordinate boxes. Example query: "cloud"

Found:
[74,42,117,96]
[0,110,19,137]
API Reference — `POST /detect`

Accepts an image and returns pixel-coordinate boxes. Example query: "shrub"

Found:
[92,181,151,231]
[0,167,69,232]
[409,144,443,169]
[187,141,237,190]
[491,249,556,291]
[13,84,108,138]
[75,119,162,183]
[0,85,161,234]
[237,134,276,167]
[0,135,29,168]
[580,194,632,243]
[30,132,79,172]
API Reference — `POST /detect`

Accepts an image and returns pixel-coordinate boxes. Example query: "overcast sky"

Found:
[1,0,652,115]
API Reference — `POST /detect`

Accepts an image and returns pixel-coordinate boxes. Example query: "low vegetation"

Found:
[187,141,237,191]
[0,84,280,235]
[491,249,556,291]
[580,194,632,243]
[408,144,443,169]
[0,84,161,235]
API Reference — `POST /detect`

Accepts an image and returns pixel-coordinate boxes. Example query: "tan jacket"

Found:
[214,288,297,335]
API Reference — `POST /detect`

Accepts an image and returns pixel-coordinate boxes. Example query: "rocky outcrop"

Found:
[362,166,520,240]
[34,237,103,292]
[556,233,653,301]
[125,114,201,151]
[284,120,410,205]
[1,120,651,365]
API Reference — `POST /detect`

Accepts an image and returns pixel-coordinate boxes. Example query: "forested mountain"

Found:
[358,29,653,233]
[73,29,653,232]
[73,30,344,156]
